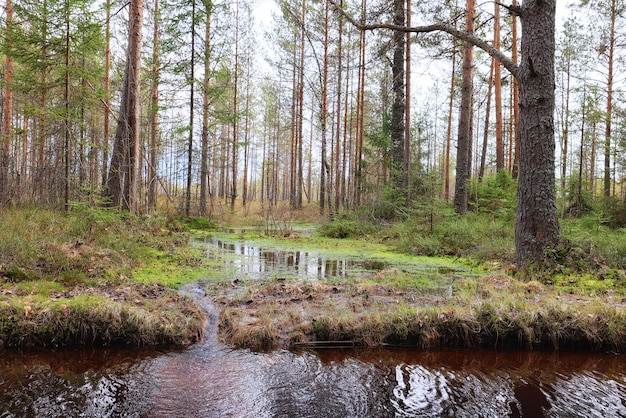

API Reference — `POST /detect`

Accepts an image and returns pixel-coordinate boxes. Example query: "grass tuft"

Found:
[0,207,209,349]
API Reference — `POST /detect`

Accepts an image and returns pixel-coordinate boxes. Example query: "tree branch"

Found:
[329,0,519,78]
[495,1,524,16]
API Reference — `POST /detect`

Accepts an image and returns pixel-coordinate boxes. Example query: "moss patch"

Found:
[0,208,209,349]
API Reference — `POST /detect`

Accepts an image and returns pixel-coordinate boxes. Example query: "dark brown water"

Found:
[1,335,625,417]
[2,237,625,417]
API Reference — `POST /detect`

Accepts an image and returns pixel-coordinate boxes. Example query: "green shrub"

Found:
[469,171,517,217]
[318,218,359,238]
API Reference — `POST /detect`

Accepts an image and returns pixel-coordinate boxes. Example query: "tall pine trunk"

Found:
[200,1,212,215]
[603,0,616,197]
[185,0,196,216]
[320,0,330,216]
[148,0,161,212]
[494,2,504,172]
[515,0,559,267]
[1,0,14,204]
[444,49,456,200]
[106,0,144,212]
[453,0,475,214]
[390,0,406,193]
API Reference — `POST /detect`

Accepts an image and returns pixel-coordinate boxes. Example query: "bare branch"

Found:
[329,0,519,78]
[495,1,524,16]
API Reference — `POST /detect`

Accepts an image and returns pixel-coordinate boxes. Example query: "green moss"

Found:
[7,280,66,297]
[0,208,208,349]
[133,263,217,288]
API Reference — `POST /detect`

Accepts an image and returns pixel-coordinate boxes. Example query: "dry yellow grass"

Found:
[211,271,626,352]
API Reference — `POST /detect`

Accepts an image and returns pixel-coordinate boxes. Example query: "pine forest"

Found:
[0,0,624,265]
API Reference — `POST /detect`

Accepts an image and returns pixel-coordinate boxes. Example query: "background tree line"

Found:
[0,0,624,265]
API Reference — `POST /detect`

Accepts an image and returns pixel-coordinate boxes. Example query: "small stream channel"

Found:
[1,233,625,417]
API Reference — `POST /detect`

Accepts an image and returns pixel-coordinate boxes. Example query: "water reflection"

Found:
[204,238,362,281]
[0,347,161,417]
[1,264,625,417]
[2,337,626,417]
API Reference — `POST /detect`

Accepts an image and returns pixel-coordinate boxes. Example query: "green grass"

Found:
[0,206,209,349]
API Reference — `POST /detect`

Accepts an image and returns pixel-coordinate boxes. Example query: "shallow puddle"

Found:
[200,232,469,286]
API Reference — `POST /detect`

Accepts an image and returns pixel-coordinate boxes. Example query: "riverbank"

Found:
[0,207,208,349]
[212,264,626,352]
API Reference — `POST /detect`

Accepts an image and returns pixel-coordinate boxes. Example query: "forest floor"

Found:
[1,202,626,353]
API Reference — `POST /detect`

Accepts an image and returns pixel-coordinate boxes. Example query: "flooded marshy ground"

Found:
[200,230,471,285]
[1,232,625,417]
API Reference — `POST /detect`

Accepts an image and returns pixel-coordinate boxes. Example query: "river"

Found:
[1,234,625,417]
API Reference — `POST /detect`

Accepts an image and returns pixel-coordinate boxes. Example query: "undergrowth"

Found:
[0,206,210,349]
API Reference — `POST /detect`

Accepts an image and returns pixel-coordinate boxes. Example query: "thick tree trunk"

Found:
[453,0,475,214]
[106,0,143,212]
[102,0,111,189]
[515,0,559,267]
[332,0,560,267]
[391,0,406,193]
[511,0,520,178]
[1,0,14,204]
[403,0,411,193]
[64,3,71,210]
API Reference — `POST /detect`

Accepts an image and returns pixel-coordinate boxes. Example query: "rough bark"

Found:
[64,2,71,210]
[1,0,14,203]
[511,0,520,178]
[514,0,559,267]
[403,0,411,193]
[453,0,475,214]
[390,0,406,193]
[102,0,111,188]
[106,0,144,212]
